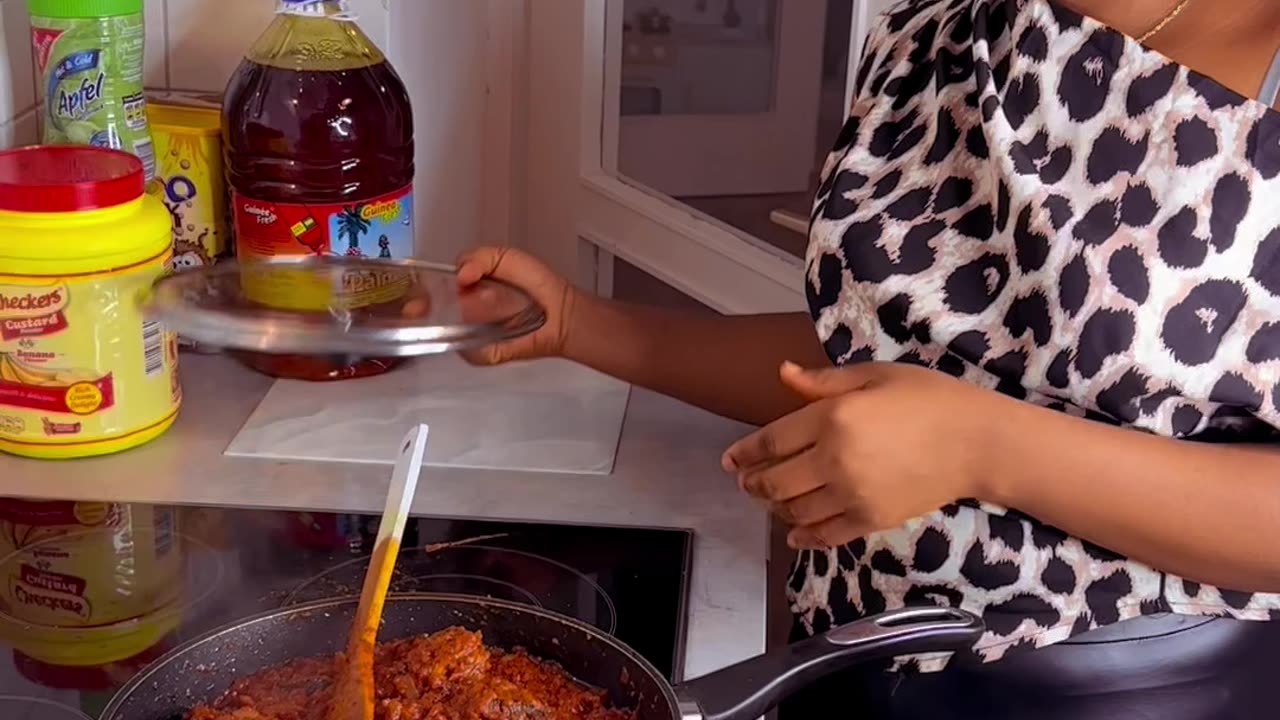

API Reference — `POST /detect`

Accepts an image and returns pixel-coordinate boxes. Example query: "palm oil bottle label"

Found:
[231,186,414,311]
[232,186,414,261]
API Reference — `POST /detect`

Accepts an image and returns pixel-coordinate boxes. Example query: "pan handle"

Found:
[675,606,984,720]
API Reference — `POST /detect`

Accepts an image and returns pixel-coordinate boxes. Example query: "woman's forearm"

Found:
[983,400,1280,592]
[563,296,828,426]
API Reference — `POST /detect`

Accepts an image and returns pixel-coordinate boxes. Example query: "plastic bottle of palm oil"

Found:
[223,0,415,381]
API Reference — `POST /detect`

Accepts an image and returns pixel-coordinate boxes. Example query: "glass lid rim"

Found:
[144,256,547,356]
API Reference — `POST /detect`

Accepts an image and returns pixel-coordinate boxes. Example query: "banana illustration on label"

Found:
[0,352,113,419]
[0,353,95,387]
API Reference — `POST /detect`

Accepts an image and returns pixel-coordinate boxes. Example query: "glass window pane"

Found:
[621,0,779,116]
[613,0,855,258]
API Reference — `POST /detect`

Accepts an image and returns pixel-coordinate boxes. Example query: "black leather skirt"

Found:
[780,614,1280,720]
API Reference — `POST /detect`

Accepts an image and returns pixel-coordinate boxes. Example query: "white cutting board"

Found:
[225,355,630,474]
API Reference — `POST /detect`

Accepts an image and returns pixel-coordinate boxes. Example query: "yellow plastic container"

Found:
[146,102,228,265]
[0,146,180,459]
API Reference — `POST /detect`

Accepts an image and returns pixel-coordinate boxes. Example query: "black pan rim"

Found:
[99,591,680,719]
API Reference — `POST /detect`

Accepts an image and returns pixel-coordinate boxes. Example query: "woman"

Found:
[460,0,1280,717]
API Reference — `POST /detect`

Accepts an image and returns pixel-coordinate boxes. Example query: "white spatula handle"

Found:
[374,424,429,549]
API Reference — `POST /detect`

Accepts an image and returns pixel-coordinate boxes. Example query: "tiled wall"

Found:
[1,0,388,146]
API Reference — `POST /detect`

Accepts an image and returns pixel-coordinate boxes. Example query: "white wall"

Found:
[1,0,389,142]
[4,1,315,139]
[0,0,517,265]
[0,0,37,147]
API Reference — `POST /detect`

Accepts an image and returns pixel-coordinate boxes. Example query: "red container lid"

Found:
[0,146,145,213]
[13,638,171,691]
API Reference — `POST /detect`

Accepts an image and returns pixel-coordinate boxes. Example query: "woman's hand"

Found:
[723,362,1010,550]
[454,247,578,365]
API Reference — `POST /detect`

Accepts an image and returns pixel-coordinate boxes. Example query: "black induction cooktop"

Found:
[0,501,693,719]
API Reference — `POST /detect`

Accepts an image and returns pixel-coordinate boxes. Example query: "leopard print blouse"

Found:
[798,0,1280,671]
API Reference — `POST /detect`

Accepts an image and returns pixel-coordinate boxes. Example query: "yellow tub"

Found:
[0,146,180,459]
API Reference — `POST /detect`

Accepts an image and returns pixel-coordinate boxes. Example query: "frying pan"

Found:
[101,593,982,720]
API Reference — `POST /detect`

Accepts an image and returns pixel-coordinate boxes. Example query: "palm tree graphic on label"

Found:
[337,205,371,256]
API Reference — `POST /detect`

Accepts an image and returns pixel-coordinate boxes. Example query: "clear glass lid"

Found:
[144,257,545,357]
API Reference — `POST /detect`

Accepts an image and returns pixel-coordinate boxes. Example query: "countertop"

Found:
[0,354,770,681]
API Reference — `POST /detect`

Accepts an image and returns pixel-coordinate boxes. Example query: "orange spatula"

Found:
[327,424,429,720]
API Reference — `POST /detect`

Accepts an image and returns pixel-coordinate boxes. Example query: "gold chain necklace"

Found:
[1138,0,1196,43]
